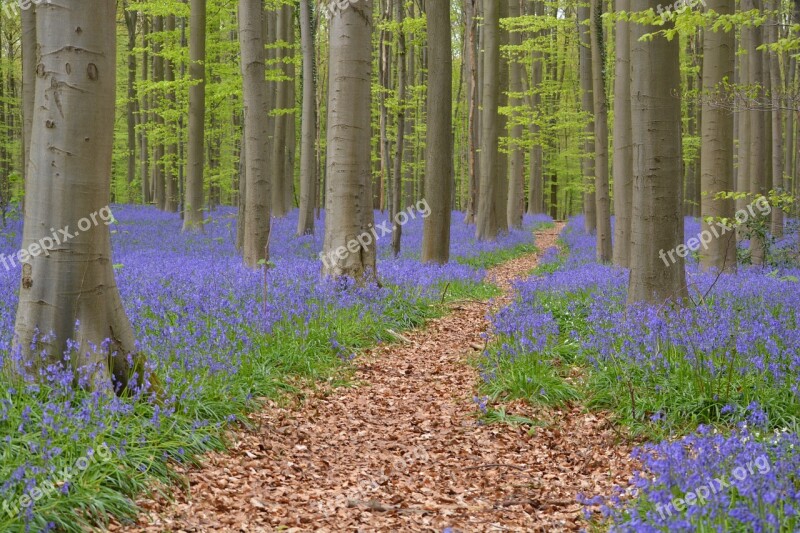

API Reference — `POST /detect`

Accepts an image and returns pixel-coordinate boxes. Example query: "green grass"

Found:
[456,242,539,269]
[0,277,502,532]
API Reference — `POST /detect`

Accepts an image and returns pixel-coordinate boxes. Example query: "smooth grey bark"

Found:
[183,0,206,231]
[21,6,35,187]
[699,0,736,273]
[322,0,376,279]
[378,0,392,212]
[465,0,480,223]
[271,4,291,217]
[285,7,296,212]
[152,16,165,210]
[612,0,632,267]
[13,0,143,390]
[590,0,612,262]
[627,0,688,305]
[297,0,317,236]
[124,4,137,187]
[476,0,499,240]
[507,0,525,229]
[165,15,179,213]
[421,0,453,264]
[493,0,509,235]
[392,0,406,257]
[139,16,151,204]
[578,4,596,234]
[744,0,766,264]
[239,0,271,267]
[767,0,784,236]
[527,0,545,215]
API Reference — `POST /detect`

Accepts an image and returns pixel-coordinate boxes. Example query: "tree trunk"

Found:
[465,0,479,223]
[421,0,452,264]
[378,0,392,212]
[21,6,35,188]
[590,0,612,262]
[699,0,736,273]
[165,15,179,213]
[140,16,151,204]
[612,0,632,267]
[322,0,376,280]
[271,4,291,217]
[767,0,783,237]
[124,4,138,188]
[506,0,525,229]
[527,0,545,215]
[297,0,316,236]
[392,0,406,256]
[13,0,143,391]
[476,0,499,240]
[152,16,165,210]
[627,0,688,305]
[745,0,766,264]
[578,4,596,234]
[239,0,271,267]
[183,0,206,231]
[494,0,509,235]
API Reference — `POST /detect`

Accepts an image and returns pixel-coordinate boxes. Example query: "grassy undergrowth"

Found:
[0,278,498,532]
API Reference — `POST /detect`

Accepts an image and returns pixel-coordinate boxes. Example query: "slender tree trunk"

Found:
[140,16,151,204]
[578,4,596,234]
[494,0,509,235]
[506,0,525,229]
[322,0,376,279]
[699,0,736,272]
[13,0,143,390]
[612,0,632,267]
[744,0,766,264]
[152,16,165,210]
[239,0,271,266]
[297,0,316,235]
[590,0,612,261]
[476,0,499,240]
[378,0,392,212]
[237,126,246,252]
[271,4,290,217]
[285,6,297,212]
[465,0,479,223]
[767,0,783,236]
[527,0,545,215]
[421,0,452,264]
[392,0,406,256]
[627,0,688,305]
[124,4,138,188]
[165,15,179,213]
[183,0,206,231]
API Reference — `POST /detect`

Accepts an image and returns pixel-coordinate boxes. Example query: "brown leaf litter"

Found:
[109,225,638,532]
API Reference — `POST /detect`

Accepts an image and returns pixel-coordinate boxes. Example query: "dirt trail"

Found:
[113,226,635,532]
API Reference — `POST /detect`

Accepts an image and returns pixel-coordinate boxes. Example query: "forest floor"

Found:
[111,225,637,532]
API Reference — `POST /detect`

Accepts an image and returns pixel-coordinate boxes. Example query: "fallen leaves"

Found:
[110,225,639,533]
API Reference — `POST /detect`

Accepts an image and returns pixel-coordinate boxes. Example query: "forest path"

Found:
[114,225,635,533]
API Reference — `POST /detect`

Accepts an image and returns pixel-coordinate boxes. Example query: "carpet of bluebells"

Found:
[481,216,800,531]
[0,205,551,531]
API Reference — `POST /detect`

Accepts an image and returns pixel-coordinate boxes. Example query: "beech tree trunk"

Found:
[392,0,406,256]
[183,0,206,231]
[465,0,480,223]
[124,4,137,188]
[590,0,612,262]
[494,0,509,235]
[13,0,142,390]
[476,0,499,240]
[699,0,736,273]
[165,15,179,213]
[152,16,165,210]
[322,0,376,279]
[140,16,151,204]
[239,0,271,267]
[612,0,632,267]
[506,0,525,229]
[767,0,784,236]
[578,4,596,234]
[272,4,291,217]
[421,0,452,264]
[627,0,688,305]
[297,0,317,236]
[527,0,545,215]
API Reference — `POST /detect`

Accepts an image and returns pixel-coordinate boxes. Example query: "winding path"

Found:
[113,226,636,532]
